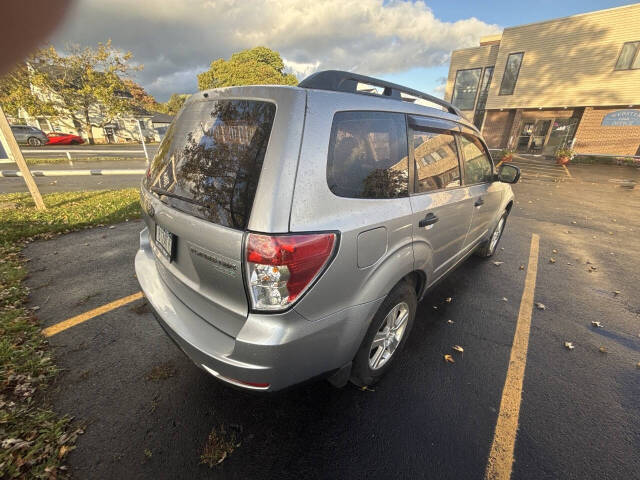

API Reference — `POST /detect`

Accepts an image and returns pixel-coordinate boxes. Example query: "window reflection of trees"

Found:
[147,100,275,229]
[328,112,408,199]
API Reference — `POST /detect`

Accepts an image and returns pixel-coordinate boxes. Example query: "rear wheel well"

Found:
[400,271,426,300]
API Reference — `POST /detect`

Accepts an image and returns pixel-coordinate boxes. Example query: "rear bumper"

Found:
[135,228,381,391]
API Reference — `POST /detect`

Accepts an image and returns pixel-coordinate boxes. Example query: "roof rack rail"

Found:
[298,70,462,117]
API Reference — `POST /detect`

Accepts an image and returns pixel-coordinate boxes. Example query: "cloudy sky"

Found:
[50,0,634,101]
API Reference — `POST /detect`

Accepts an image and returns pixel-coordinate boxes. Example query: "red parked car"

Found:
[46,132,85,145]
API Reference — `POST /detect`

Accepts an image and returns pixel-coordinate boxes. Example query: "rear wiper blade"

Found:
[149,186,200,206]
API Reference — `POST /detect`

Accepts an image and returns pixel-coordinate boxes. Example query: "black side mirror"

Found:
[498,164,520,184]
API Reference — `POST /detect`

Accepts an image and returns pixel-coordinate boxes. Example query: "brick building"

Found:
[444,4,640,157]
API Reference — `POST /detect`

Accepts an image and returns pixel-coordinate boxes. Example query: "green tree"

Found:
[0,41,141,144]
[123,78,160,113]
[158,93,190,115]
[197,46,297,90]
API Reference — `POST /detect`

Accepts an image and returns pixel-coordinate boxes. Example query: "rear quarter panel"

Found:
[289,90,442,322]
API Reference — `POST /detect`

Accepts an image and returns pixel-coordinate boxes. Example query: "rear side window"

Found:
[146,99,276,230]
[460,134,493,184]
[327,111,408,199]
[412,129,461,193]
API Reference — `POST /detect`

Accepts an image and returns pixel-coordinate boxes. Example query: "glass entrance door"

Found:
[516,120,552,153]
[516,122,534,152]
[542,119,578,156]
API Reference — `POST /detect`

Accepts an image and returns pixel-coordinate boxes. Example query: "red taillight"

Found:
[245,233,336,311]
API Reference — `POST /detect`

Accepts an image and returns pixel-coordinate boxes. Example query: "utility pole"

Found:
[137,120,149,165]
[0,105,46,210]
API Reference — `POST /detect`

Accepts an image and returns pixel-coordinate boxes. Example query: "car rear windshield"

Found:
[145,99,276,230]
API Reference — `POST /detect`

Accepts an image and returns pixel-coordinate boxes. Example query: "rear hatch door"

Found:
[143,96,277,337]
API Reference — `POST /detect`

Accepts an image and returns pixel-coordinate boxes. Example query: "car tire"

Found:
[350,280,417,387]
[27,137,43,147]
[475,212,508,258]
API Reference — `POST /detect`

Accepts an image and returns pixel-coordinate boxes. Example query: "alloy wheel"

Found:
[368,302,409,370]
[489,217,505,254]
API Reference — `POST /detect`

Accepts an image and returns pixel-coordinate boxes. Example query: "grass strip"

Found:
[0,189,140,478]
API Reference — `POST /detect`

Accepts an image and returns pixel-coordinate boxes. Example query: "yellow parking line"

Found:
[485,234,540,480]
[562,164,572,178]
[42,291,144,337]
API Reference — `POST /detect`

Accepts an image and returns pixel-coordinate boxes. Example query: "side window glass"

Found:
[460,135,493,184]
[412,129,461,193]
[327,111,408,199]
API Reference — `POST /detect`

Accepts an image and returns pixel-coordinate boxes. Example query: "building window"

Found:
[451,68,482,111]
[499,52,524,95]
[615,41,640,70]
[473,66,494,129]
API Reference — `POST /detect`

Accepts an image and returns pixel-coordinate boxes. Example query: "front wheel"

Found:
[350,281,417,387]
[475,212,507,258]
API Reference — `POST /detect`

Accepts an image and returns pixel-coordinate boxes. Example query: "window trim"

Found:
[614,41,640,71]
[408,124,464,197]
[451,67,483,111]
[498,52,525,96]
[458,131,495,186]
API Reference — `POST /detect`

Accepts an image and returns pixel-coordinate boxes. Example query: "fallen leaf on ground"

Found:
[493,261,504,266]
[613,290,621,296]
[535,302,546,310]
[599,347,607,354]
[549,258,556,263]
[564,341,575,350]
[519,265,525,270]
[108,225,116,229]
[571,221,577,224]
[445,297,453,303]
[552,249,558,254]
[58,445,71,458]
[608,232,614,235]
[591,321,604,328]
[452,345,464,353]
[433,306,439,310]
[361,386,375,392]
[567,262,573,265]
[447,319,454,324]
[443,354,455,363]
[502,297,508,302]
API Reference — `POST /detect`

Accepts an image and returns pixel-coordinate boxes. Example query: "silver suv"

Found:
[135,71,519,391]
[10,125,49,146]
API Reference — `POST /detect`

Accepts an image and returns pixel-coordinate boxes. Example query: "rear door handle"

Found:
[419,212,439,228]
[474,197,485,207]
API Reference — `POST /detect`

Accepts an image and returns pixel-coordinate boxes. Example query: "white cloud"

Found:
[51,0,500,100]
[283,58,321,78]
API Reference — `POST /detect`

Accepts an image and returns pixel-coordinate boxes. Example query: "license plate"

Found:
[155,224,175,261]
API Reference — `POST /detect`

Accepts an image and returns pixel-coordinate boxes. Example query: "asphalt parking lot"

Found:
[25,160,640,479]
